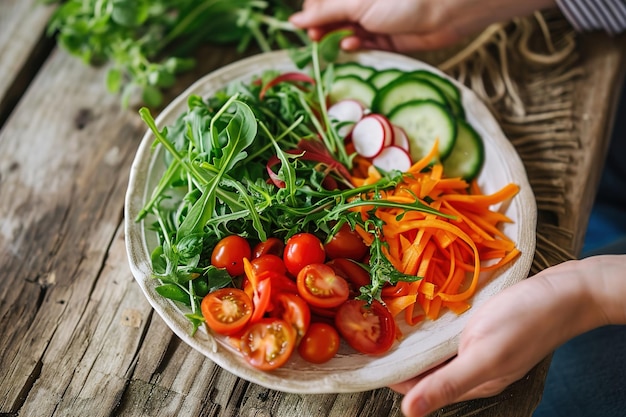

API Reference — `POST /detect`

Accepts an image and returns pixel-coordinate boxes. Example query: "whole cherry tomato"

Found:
[283,233,325,277]
[211,235,251,276]
[251,254,287,276]
[296,263,350,309]
[324,224,368,261]
[252,237,285,258]
[298,322,340,364]
[201,288,252,336]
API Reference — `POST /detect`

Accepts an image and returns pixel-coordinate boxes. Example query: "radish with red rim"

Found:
[372,146,412,172]
[350,115,393,158]
[392,125,410,152]
[328,100,365,138]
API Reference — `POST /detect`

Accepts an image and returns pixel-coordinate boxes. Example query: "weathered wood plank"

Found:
[0,0,56,123]
[0,45,145,414]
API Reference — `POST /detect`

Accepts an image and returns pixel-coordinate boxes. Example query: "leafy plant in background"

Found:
[44,0,308,107]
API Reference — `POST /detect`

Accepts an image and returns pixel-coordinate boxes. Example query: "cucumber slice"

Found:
[329,75,376,108]
[372,75,448,116]
[442,119,484,180]
[388,100,457,162]
[334,62,376,79]
[410,70,465,119]
[368,68,403,89]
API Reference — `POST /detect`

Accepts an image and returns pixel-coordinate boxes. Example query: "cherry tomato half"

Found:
[298,322,340,364]
[297,263,350,309]
[326,258,371,294]
[201,288,252,336]
[239,318,295,371]
[270,292,311,344]
[252,237,285,258]
[211,235,251,276]
[283,233,326,277]
[335,300,396,355]
[324,224,368,261]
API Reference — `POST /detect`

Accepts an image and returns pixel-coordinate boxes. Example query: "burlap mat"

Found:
[412,8,579,275]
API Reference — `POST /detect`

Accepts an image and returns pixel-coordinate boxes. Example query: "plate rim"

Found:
[124,49,537,393]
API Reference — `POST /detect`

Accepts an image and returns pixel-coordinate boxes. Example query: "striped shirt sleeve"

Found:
[555,0,626,34]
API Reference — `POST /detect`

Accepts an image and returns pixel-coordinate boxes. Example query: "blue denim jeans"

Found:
[533,85,626,417]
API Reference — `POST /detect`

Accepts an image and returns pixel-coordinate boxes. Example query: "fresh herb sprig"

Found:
[45,0,308,107]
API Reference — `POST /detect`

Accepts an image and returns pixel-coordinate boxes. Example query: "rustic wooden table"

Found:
[1,2,625,416]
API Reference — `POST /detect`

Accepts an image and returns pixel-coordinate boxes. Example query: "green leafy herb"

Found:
[45,0,309,107]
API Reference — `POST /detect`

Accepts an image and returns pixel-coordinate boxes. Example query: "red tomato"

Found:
[326,258,371,293]
[211,235,251,276]
[251,254,287,276]
[252,237,285,258]
[335,300,396,355]
[268,272,298,294]
[298,322,340,364]
[309,304,339,319]
[201,288,252,336]
[270,292,311,344]
[324,224,369,260]
[296,263,350,309]
[239,318,295,371]
[283,233,326,276]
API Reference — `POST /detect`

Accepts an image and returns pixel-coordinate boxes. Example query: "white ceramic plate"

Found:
[124,50,537,394]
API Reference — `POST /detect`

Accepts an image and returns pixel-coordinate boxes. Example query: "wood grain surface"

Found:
[1,2,625,416]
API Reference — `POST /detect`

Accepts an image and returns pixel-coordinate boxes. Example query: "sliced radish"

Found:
[392,125,410,152]
[372,146,413,172]
[328,100,365,138]
[328,100,364,123]
[368,114,394,147]
[350,115,390,158]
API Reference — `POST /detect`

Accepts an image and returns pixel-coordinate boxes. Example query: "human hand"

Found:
[289,0,556,52]
[390,255,626,417]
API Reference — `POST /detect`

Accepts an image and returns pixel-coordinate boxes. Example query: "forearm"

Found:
[556,0,626,34]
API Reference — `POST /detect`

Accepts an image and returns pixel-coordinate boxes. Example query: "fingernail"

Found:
[289,13,303,24]
[406,398,430,417]
[416,398,430,414]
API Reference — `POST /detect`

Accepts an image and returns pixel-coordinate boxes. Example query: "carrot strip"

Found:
[444,300,471,315]
[420,281,436,300]
[480,248,521,272]
[407,139,439,174]
[383,294,418,317]
[426,296,443,320]
[439,183,520,206]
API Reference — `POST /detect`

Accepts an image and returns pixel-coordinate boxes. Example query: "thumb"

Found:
[400,355,493,417]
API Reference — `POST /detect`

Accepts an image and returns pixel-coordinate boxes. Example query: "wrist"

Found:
[581,255,626,325]
[533,256,626,339]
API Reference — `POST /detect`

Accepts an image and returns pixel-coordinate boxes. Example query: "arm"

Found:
[391,255,626,417]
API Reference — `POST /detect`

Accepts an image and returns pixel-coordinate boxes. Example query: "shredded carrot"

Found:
[350,143,521,326]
